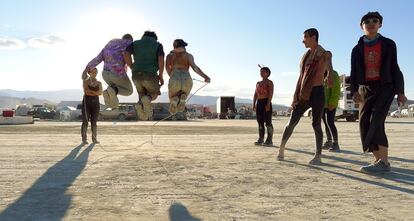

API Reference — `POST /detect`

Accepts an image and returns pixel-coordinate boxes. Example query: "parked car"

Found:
[98,104,137,121]
[27,107,56,119]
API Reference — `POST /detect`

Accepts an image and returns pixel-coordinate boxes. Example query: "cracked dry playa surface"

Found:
[0,118,413,220]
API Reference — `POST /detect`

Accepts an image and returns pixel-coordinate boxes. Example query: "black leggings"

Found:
[256,98,272,128]
[81,95,100,141]
[322,108,338,142]
[281,86,324,154]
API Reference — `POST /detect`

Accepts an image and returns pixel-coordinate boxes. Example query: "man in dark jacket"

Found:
[351,12,407,173]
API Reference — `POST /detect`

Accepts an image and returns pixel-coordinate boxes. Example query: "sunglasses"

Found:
[363,18,380,25]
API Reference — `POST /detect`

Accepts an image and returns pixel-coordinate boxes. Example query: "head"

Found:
[88,68,98,78]
[142,31,158,40]
[260,67,271,78]
[360,12,382,36]
[302,28,319,48]
[173,39,188,48]
[122,33,133,41]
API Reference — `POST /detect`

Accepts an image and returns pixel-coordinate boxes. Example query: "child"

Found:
[81,68,103,144]
[253,67,274,146]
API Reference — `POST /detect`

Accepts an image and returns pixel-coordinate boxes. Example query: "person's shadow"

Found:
[169,202,201,221]
[0,143,94,221]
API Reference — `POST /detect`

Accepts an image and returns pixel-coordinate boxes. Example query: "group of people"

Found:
[253,12,407,174]
[80,12,407,174]
[80,31,210,144]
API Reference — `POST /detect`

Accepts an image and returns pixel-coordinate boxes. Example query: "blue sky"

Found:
[1,0,413,105]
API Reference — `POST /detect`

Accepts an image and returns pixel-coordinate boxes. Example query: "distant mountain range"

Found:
[0,89,289,110]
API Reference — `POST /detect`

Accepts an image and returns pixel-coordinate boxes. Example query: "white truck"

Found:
[335,75,359,122]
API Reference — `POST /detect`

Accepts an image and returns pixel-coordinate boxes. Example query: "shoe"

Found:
[92,140,100,144]
[254,139,263,146]
[309,155,322,165]
[263,140,273,147]
[177,94,187,112]
[277,148,285,161]
[360,160,391,174]
[328,143,340,152]
[135,103,148,121]
[169,97,179,114]
[322,141,332,150]
[82,140,88,145]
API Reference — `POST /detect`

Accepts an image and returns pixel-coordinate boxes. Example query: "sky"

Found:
[1,0,413,105]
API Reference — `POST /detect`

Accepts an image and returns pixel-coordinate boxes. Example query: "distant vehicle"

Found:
[151,103,186,121]
[408,104,414,117]
[390,109,401,118]
[216,96,235,119]
[27,107,56,119]
[99,104,137,121]
[336,75,359,122]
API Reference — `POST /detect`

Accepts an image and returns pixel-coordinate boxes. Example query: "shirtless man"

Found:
[277,28,333,165]
[165,39,210,114]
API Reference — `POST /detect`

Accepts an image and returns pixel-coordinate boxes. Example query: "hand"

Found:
[291,102,297,110]
[158,76,164,86]
[204,76,211,83]
[328,104,336,111]
[265,103,271,112]
[253,105,256,111]
[352,92,362,103]
[397,94,407,107]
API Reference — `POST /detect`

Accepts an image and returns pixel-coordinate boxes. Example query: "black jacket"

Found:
[350,34,404,94]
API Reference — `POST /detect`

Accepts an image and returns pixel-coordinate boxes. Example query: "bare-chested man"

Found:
[165,39,210,114]
[277,28,333,165]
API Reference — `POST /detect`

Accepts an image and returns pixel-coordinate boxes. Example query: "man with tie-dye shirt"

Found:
[82,34,134,109]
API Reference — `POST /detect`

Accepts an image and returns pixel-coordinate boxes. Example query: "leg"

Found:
[309,86,324,164]
[102,70,119,108]
[255,100,265,145]
[177,73,193,112]
[80,99,88,143]
[322,108,333,149]
[264,101,273,146]
[90,97,100,143]
[327,108,340,151]
[277,101,309,159]
[132,73,149,121]
[113,75,134,96]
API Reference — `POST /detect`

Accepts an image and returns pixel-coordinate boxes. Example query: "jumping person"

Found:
[253,67,274,146]
[81,68,103,144]
[124,31,164,120]
[351,12,407,173]
[277,28,333,164]
[165,39,210,114]
[322,68,341,152]
[83,34,134,109]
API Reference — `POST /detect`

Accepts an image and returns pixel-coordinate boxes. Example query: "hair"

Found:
[173,39,188,48]
[142,31,158,40]
[304,28,319,43]
[260,67,271,76]
[122,33,133,40]
[360,11,383,25]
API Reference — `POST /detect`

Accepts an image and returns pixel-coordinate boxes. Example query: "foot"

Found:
[309,155,322,165]
[360,160,391,174]
[82,140,88,145]
[277,148,285,161]
[135,103,148,121]
[92,140,100,144]
[254,139,264,146]
[177,94,187,112]
[169,97,179,114]
[322,141,332,150]
[328,143,340,152]
[263,140,273,147]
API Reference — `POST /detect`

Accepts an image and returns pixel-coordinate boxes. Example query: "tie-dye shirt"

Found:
[87,38,132,76]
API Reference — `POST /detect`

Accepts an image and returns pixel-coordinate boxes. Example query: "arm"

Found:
[158,55,164,86]
[253,90,257,111]
[123,52,133,70]
[324,51,334,88]
[165,53,173,76]
[350,47,362,103]
[83,80,102,96]
[189,54,210,83]
[391,41,407,105]
[266,81,274,111]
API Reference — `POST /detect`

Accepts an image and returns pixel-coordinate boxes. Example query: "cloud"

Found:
[2,24,11,28]
[0,38,26,50]
[28,34,65,48]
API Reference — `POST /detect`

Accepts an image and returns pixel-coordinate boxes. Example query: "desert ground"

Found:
[0,117,413,221]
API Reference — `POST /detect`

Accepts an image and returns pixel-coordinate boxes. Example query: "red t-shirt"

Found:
[364,41,382,81]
